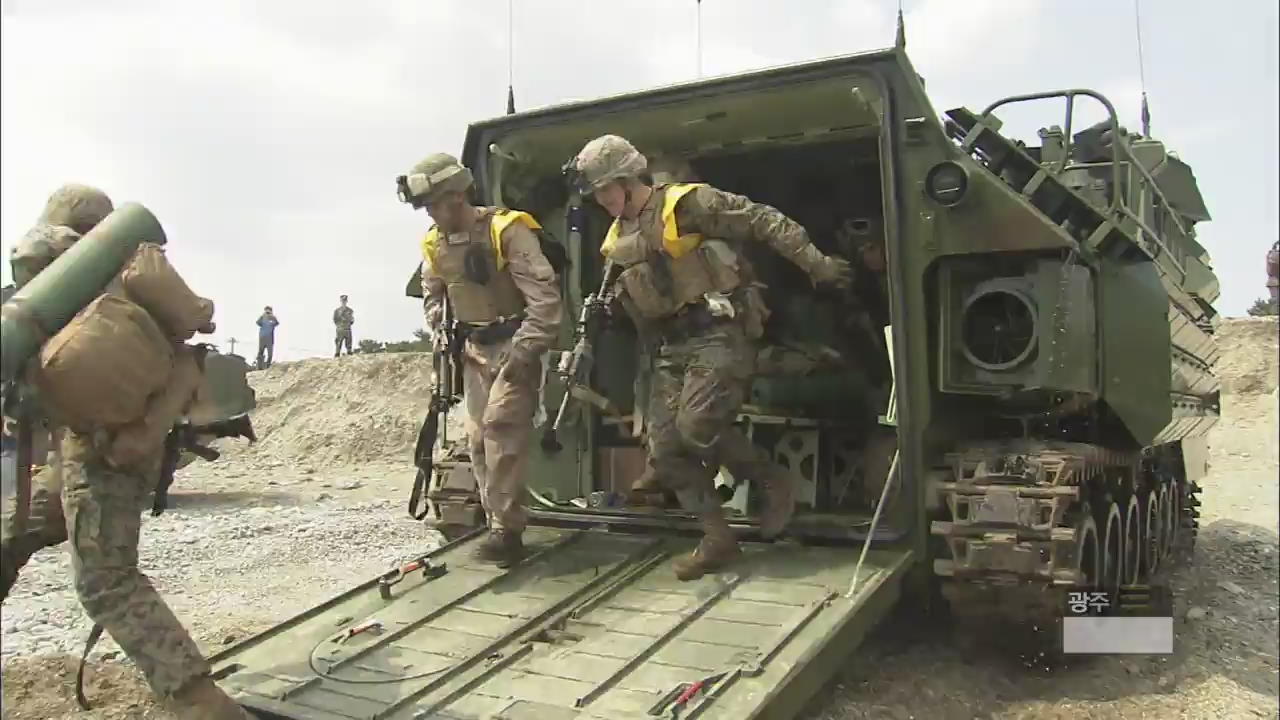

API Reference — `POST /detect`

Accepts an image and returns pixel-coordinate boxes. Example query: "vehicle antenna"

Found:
[506,0,516,114]
[696,0,703,78]
[895,0,906,48]
[1133,0,1150,135]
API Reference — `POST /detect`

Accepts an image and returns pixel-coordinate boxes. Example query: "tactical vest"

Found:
[600,184,741,320]
[422,208,540,324]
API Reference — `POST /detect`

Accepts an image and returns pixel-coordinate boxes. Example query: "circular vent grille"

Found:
[960,289,1037,371]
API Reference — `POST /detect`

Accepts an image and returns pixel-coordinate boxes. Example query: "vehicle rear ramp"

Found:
[210,525,911,720]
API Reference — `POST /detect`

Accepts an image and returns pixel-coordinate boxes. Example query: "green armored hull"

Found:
[215,42,1217,718]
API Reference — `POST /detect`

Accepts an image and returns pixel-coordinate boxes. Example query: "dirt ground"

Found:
[2,318,1276,719]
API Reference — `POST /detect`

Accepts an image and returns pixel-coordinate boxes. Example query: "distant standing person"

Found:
[256,305,279,369]
[333,294,355,356]
[1267,240,1279,302]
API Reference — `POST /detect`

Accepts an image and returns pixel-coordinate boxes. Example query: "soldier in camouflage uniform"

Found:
[569,135,851,580]
[2,184,115,601]
[333,295,355,356]
[1,184,251,718]
[399,153,562,566]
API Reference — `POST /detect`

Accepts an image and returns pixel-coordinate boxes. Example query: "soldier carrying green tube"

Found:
[0,185,254,719]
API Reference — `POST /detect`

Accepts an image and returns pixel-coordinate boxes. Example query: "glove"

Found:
[810,255,853,289]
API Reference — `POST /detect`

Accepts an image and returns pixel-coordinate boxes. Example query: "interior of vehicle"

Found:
[480,73,902,537]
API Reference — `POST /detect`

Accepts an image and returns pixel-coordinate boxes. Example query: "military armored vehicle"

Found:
[208,41,1219,719]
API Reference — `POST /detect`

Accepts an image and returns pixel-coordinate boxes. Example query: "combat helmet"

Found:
[568,135,648,195]
[38,184,113,235]
[397,153,473,209]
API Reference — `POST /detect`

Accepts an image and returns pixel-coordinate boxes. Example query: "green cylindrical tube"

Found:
[0,202,165,383]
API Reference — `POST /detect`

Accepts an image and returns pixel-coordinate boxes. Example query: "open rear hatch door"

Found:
[210,526,911,720]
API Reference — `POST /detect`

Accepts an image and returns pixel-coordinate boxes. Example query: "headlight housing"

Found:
[925,161,970,207]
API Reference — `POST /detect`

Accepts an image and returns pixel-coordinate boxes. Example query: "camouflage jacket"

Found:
[333,306,354,329]
[669,185,831,279]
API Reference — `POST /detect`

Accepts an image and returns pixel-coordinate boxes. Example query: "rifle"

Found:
[409,293,461,520]
[153,414,257,517]
[546,259,622,445]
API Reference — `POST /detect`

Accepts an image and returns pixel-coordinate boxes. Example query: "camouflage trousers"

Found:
[335,327,353,356]
[462,338,539,534]
[1,447,67,601]
[59,432,210,696]
[647,319,782,512]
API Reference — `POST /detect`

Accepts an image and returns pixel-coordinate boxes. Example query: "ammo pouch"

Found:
[618,241,742,320]
[618,263,681,320]
[463,244,492,285]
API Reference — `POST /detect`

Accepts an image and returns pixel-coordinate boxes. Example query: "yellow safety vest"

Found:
[419,209,543,324]
[600,183,704,260]
[421,209,543,273]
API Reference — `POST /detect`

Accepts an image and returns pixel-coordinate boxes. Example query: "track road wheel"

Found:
[1100,500,1123,600]
[1123,494,1141,585]
[1158,481,1175,563]
[1143,487,1161,577]
[1075,502,1100,590]
[1162,479,1177,563]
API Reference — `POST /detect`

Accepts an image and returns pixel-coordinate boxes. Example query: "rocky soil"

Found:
[2,320,1276,719]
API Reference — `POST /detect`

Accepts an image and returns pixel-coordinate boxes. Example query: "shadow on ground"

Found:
[159,490,301,511]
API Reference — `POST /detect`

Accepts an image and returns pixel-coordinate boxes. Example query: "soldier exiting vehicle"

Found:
[568,135,852,581]
[333,294,354,356]
[398,153,562,566]
[256,305,279,369]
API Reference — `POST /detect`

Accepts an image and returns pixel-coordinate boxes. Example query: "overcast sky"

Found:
[2,0,1276,361]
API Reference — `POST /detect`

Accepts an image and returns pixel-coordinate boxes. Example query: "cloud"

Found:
[2,0,1275,364]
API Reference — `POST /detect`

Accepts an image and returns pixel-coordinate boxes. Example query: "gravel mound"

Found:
[241,353,434,465]
[1215,317,1279,395]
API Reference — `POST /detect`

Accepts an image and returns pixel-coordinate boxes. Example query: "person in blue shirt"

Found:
[256,306,279,369]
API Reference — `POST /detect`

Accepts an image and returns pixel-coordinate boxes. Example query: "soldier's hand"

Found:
[811,255,853,289]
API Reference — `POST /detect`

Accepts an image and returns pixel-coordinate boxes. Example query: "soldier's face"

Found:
[592,182,628,218]
[426,190,471,233]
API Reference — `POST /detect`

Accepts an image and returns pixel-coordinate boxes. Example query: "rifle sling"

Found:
[75,623,106,710]
[409,467,430,521]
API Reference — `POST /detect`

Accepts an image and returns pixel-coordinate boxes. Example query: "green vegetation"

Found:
[1247,297,1279,317]
[356,329,431,354]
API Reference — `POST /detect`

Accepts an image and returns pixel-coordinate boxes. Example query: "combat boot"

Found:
[625,467,670,511]
[672,508,741,581]
[756,465,796,540]
[169,676,254,719]
[473,529,524,568]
